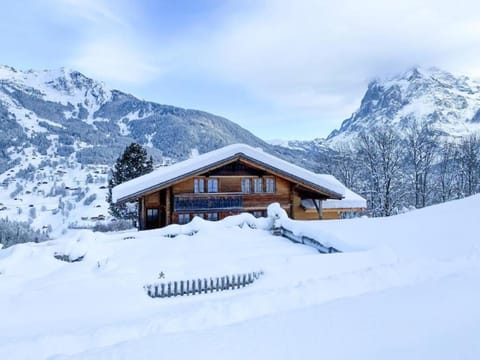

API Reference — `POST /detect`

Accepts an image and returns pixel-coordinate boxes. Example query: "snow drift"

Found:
[0,195,479,359]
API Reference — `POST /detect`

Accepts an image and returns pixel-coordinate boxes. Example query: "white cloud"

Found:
[50,0,165,85]
[188,0,480,121]
[52,0,128,26]
[69,38,163,84]
[40,0,480,137]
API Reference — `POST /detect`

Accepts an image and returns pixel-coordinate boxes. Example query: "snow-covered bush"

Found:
[48,182,67,197]
[56,145,75,157]
[0,218,49,248]
[66,201,74,212]
[16,165,36,180]
[74,190,86,202]
[9,183,24,198]
[93,220,134,232]
[83,194,97,206]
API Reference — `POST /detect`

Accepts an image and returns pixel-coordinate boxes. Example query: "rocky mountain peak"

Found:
[327,67,480,145]
[0,65,110,104]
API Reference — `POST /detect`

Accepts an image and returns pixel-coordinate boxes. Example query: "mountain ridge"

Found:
[0,64,332,232]
[0,64,275,165]
[325,66,480,146]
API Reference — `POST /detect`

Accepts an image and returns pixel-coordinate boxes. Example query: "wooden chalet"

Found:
[112,144,364,230]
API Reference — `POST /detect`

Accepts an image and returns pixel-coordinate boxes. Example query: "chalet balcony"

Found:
[173,192,290,212]
[173,193,243,211]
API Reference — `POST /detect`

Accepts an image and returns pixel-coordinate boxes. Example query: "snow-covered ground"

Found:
[1,196,479,359]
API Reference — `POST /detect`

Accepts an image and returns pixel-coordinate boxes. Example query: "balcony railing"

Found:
[174,194,243,211]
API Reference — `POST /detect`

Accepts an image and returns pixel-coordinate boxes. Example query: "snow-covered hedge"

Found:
[0,218,49,248]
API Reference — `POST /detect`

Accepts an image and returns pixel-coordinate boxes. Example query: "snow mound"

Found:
[1,195,480,359]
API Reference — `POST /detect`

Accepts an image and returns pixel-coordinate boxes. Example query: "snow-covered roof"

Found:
[112,144,345,203]
[301,175,366,210]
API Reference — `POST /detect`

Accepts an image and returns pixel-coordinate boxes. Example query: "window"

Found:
[147,208,158,222]
[340,211,361,219]
[178,213,191,224]
[253,178,263,193]
[265,178,275,193]
[207,178,218,193]
[194,178,204,193]
[241,178,251,193]
[207,212,218,221]
[193,213,204,219]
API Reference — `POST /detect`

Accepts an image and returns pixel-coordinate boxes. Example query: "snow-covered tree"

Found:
[107,143,153,225]
[457,134,480,197]
[0,218,48,248]
[404,120,438,208]
[356,126,405,217]
[434,141,459,202]
[329,144,362,191]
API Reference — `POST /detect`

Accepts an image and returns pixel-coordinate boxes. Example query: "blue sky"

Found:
[2,0,480,140]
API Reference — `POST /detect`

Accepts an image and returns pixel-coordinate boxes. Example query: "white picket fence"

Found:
[144,271,264,298]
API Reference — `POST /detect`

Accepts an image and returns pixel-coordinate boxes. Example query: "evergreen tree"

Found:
[107,143,153,225]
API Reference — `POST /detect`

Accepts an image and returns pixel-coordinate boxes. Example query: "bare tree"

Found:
[330,144,362,190]
[404,120,438,208]
[435,140,458,202]
[457,134,480,196]
[356,125,405,216]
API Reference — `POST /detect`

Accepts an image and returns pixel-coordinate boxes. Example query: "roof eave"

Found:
[114,152,344,203]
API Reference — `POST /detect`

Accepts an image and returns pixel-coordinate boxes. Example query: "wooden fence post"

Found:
[174,281,178,296]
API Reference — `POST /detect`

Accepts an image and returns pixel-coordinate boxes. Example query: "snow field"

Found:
[0,196,479,359]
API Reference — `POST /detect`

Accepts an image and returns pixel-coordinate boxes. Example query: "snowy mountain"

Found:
[0,64,272,168]
[0,65,266,231]
[326,67,480,146]
[0,65,331,232]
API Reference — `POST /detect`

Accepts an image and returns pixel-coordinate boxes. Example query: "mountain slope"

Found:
[326,67,480,146]
[0,65,271,166]
[0,65,333,232]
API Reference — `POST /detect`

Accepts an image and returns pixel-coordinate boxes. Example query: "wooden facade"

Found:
[135,157,336,230]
